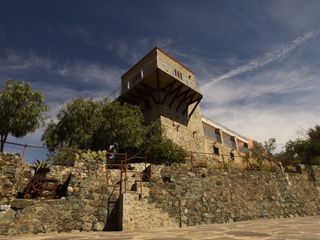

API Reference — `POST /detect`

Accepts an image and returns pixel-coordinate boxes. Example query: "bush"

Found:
[192,159,210,168]
[278,125,320,166]
[146,138,187,166]
[48,151,76,166]
[144,121,187,166]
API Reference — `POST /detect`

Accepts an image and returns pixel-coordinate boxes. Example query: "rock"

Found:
[0,205,11,211]
[64,221,76,231]
[93,222,105,231]
[0,209,16,224]
[81,222,92,231]
[10,199,29,210]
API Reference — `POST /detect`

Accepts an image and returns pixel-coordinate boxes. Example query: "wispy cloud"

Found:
[0,50,124,114]
[62,25,98,46]
[0,50,123,91]
[202,31,319,88]
[201,32,320,150]
[0,50,55,71]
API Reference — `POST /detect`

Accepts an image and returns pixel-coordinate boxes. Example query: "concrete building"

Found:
[118,47,251,161]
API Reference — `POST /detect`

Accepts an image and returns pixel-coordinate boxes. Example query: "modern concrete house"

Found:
[118,47,251,161]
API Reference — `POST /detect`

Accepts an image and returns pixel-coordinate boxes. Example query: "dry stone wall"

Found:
[0,153,30,205]
[149,165,320,226]
[1,152,320,236]
[121,190,178,231]
[0,157,115,236]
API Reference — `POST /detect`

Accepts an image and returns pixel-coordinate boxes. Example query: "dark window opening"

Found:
[230,151,235,161]
[173,69,183,80]
[213,146,219,155]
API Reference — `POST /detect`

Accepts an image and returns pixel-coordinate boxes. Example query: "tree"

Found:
[279,125,320,166]
[248,138,277,170]
[42,97,103,150]
[95,101,145,150]
[42,98,145,151]
[0,80,48,152]
[308,124,320,142]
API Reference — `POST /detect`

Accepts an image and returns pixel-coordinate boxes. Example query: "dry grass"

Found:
[228,160,247,171]
[190,155,280,173]
[192,159,210,168]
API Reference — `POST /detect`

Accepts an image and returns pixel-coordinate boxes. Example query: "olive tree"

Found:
[0,80,48,152]
[42,98,145,151]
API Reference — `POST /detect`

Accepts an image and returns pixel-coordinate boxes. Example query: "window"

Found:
[202,123,222,143]
[213,146,219,155]
[238,140,249,153]
[230,136,237,149]
[131,71,142,85]
[215,129,222,143]
[223,133,237,149]
[173,69,183,80]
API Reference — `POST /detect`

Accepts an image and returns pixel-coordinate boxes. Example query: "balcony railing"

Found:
[107,86,121,102]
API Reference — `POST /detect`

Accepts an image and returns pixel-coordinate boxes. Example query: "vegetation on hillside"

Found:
[144,122,187,166]
[276,125,320,166]
[42,98,187,166]
[250,125,320,168]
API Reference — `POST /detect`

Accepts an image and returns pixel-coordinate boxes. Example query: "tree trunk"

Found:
[0,139,4,152]
[0,132,8,152]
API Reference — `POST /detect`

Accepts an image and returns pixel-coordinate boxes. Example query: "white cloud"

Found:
[200,32,320,150]
[203,105,317,152]
[0,50,55,71]
[57,61,123,87]
[0,51,123,96]
[202,31,319,88]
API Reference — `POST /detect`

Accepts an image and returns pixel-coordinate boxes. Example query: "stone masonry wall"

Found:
[0,157,114,236]
[161,104,206,153]
[0,153,30,205]
[149,165,320,226]
[1,151,320,236]
[121,191,177,231]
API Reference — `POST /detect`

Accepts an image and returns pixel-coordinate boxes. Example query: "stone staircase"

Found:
[106,168,179,231]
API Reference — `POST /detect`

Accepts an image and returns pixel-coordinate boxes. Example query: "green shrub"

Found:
[146,138,187,166]
[144,121,187,166]
[48,151,76,166]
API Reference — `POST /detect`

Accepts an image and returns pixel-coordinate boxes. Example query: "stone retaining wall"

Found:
[121,186,178,231]
[149,165,320,226]
[0,153,30,205]
[0,157,113,236]
[1,152,320,236]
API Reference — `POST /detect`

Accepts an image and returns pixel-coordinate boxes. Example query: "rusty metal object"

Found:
[22,167,64,199]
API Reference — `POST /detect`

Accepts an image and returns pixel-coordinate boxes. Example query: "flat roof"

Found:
[121,47,195,79]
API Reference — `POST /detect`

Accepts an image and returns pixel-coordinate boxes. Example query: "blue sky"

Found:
[1,0,320,161]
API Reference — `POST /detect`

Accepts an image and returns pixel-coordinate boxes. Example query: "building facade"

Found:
[118,47,251,160]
